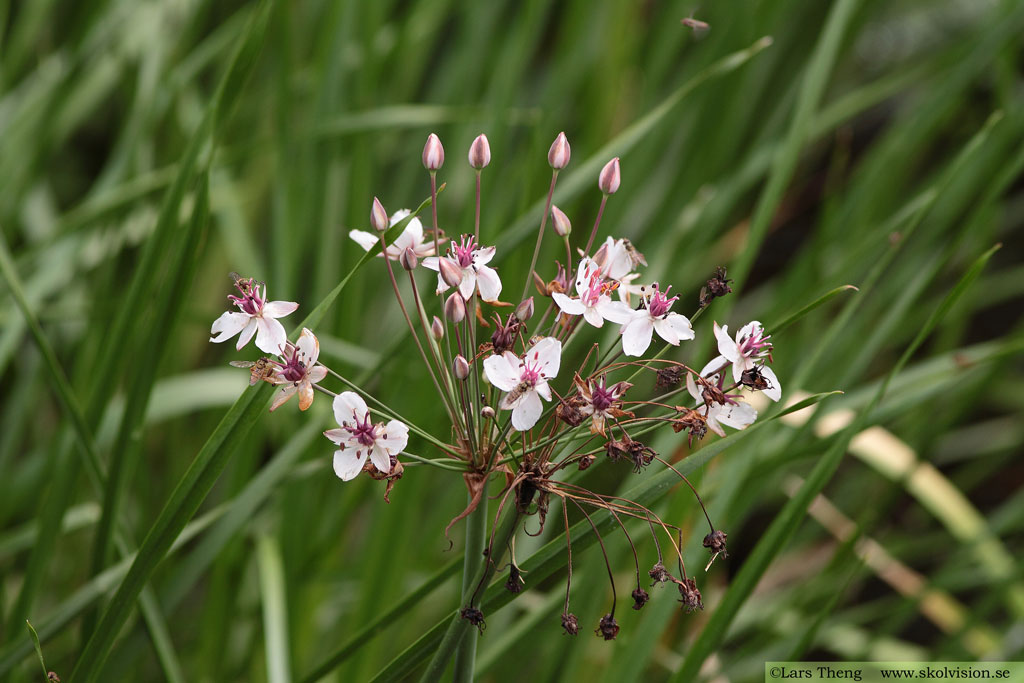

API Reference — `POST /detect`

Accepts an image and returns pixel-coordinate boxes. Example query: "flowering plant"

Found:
[209,131,782,672]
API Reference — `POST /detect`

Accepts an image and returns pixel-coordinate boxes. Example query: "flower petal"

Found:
[349,229,378,252]
[528,337,561,379]
[458,269,476,300]
[369,444,392,474]
[715,401,757,430]
[653,317,681,346]
[333,391,368,426]
[263,300,299,318]
[422,256,441,272]
[210,311,250,343]
[254,316,287,354]
[298,381,314,410]
[484,351,521,391]
[236,318,259,350]
[620,316,653,357]
[308,365,328,383]
[535,379,552,401]
[600,301,636,325]
[333,448,367,481]
[379,420,409,454]
[475,265,502,302]
[552,292,586,316]
[269,384,297,412]
[472,246,496,266]
[296,327,319,363]
[582,305,605,328]
[323,428,346,446]
[714,322,740,364]
[760,365,782,402]
[511,390,543,431]
[686,372,702,403]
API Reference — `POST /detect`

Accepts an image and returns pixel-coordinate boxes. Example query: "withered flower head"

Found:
[649,562,673,585]
[626,439,656,473]
[556,395,587,427]
[672,408,708,445]
[460,607,486,633]
[631,588,650,610]
[561,612,580,636]
[699,266,733,308]
[656,366,685,388]
[577,454,596,471]
[490,314,522,355]
[505,564,524,594]
[573,374,633,436]
[703,529,728,558]
[605,439,630,462]
[595,613,620,640]
[678,578,704,612]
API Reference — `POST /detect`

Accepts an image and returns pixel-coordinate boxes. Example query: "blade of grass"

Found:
[258,534,292,683]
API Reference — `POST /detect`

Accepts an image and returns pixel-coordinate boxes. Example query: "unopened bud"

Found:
[598,157,620,194]
[481,406,495,420]
[551,205,571,237]
[444,292,466,323]
[453,354,470,380]
[400,247,418,271]
[422,133,444,170]
[371,197,389,232]
[515,297,534,322]
[438,258,463,289]
[548,131,570,170]
[431,316,444,340]
[468,134,491,169]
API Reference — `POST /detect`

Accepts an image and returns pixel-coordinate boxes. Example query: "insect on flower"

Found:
[229,358,275,386]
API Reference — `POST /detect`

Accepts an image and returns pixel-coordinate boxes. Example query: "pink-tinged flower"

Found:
[349,209,435,261]
[268,328,328,411]
[422,235,502,301]
[423,133,444,170]
[607,284,694,357]
[468,134,491,169]
[483,336,561,431]
[324,391,409,481]
[686,360,757,437]
[599,157,621,194]
[574,374,632,436]
[593,236,646,281]
[712,321,780,401]
[210,276,298,354]
[551,258,622,328]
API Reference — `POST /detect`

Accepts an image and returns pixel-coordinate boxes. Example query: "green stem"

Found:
[452,494,488,682]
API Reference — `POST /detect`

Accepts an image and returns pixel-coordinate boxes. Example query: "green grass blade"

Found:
[258,534,292,683]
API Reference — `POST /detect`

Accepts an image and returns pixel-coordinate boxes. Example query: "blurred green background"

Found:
[1,0,1022,681]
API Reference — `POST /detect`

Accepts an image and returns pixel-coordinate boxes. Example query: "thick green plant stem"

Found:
[452,494,489,682]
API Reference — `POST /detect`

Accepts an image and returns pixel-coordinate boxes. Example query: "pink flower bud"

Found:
[371,197,388,232]
[468,134,491,169]
[438,259,463,289]
[599,157,620,194]
[515,297,534,322]
[481,406,495,420]
[400,247,418,271]
[431,316,444,340]
[548,131,570,170]
[423,133,444,170]
[551,205,571,237]
[453,354,470,380]
[445,292,466,323]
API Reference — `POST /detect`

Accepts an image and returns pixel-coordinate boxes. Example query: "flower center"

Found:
[450,235,477,268]
[591,380,616,412]
[581,269,604,307]
[346,412,378,447]
[737,326,771,358]
[277,346,308,382]
[646,284,677,317]
[228,278,265,316]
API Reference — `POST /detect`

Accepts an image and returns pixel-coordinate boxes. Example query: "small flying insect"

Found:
[230,357,275,386]
[681,15,710,33]
[503,379,535,407]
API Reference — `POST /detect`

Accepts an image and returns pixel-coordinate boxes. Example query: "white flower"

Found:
[422,235,502,301]
[268,328,328,411]
[210,276,298,354]
[712,321,780,401]
[686,360,757,437]
[551,258,622,328]
[608,284,694,357]
[324,392,409,481]
[594,236,646,281]
[483,336,561,431]
[349,210,435,261]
